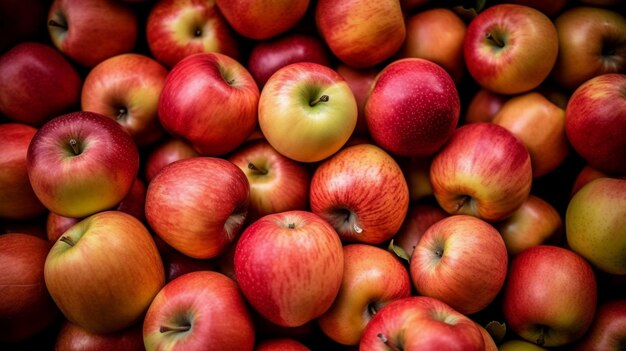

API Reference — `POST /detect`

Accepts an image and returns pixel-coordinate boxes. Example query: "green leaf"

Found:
[388,239,411,263]
[485,320,507,343]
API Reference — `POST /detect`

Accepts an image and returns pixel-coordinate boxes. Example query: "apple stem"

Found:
[309,95,329,107]
[377,333,402,351]
[159,324,191,333]
[288,223,296,229]
[536,326,546,346]
[117,107,127,120]
[454,196,469,213]
[247,162,268,175]
[48,19,67,30]
[353,222,363,234]
[485,32,505,48]
[69,138,80,155]
[59,236,75,247]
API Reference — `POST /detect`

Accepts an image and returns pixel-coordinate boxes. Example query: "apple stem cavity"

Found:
[48,19,68,30]
[485,32,505,48]
[377,333,403,351]
[536,326,546,346]
[59,236,75,247]
[454,195,471,213]
[117,107,128,121]
[309,94,329,107]
[69,138,81,155]
[247,162,268,175]
[159,324,191,333]
[288,223,296,229]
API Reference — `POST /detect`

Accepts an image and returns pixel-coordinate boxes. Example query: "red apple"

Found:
[54,320,144,351]
[27,111,139,218]
[393,204,448,258]
[255,338,310,351]
[570,164,610,197]
[0,42,81,126]
[464,88,509,124]
[335,64,378,137]
[574,299,626,351]
[46,212,79,244]
[158,52,259,156]
[145,157,249,259]
[143,137,200,184]
[234,210,344,327]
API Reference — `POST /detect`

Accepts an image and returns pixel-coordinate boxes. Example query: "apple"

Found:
[158,52,259,156]
[0,0,46,52]
[258,62,357,163]
[81,53,168,146]
[145,157,249,259]
[318,243,411,345]
[359,296,486,351]
[315,0,405,68]
[143,137,200,184]
[552,6,626,91]
[566,177,626,275]
[143,271,255,351]
[404,157,436,203]
[0,233,57,343]
[365,58,460,157]
[255,338,310,351]
[392,204,448,258]
[502,245,597,347]
[154,236,216,283]
[430,122,533,222]
[574,299,626,351]
[27,111,139,218]
[400,8,467,83]
[570,164,611,197]
[410,215,508,315]
[565,73,626,174]
[146,0,240,68]
[54,320,144,351]
[215,0,309,40]
[335,64,378,137]
[463,4,558,94]
[227,140,310,223]
[47,0,138,67]
[495,195,563,256]
[309,143,409,244]
[498,339,548,351]
[0,42,82,127]
[464,88,509,124]
[247,33,331,88]
[234,210,344,327]
[493,91,569,178]
[0,123,47,220]
[45,211,165,334]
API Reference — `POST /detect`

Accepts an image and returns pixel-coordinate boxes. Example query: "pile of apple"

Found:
[1,0,625,350]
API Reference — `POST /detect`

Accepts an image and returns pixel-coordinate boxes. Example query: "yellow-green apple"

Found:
[502,245,597,347]
[234,210,343,327]
[0,0,46,52]
[255,338,310,351]
[498,339,548,351]
[27,111,139,218]
[463,4,558,94]
[404,157,435,203]
[145,157,249,259]
[359,296,486,351]
[146,0,239,68]
[0,42,81,127]
[258,62,357,162]
[317,244,411,345]
[410,215,508,315]
[0,123,46,220]
[365,58,460,157]
[81,53,168,147]
[143,137,200,184]
[430,122,533,222]
[393,204,448,258]
[158,52,259,156]
[566,177,626,274]
[153,236,216,283]
[309,143,409,244]
[228,140,310,223]
[552,6,626,91]
[335,64,378,137]
[47,0,137,67]
[565,73,626,174]
[504,0,568,17]
[493,91,569,178]
[574,299,626,351]
[464,88,509,124]
[0,233,57,343]
[247,33,331,88]
[215,0,309,40]
[400,8,466,83]
[315,0,405,68]
[143,271,255,351]
[54,320,144,351]
[495,195,563,256]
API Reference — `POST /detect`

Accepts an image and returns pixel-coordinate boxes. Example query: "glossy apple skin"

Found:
[493,91,568,178]
[315,0,405,68]
[146,0,239,68]
[565,73,626,174]
[258,62,357,163]
[143,271,255,351]
[318,244,411,345]
[54,320,144,351]
[27,111,140,218]
[158,52,259,156]
[410,215,508,315]
[464,4,558,94]
[464,88,509,124]
[215,0,309,40]
[44,211,165,334]
[359,296,485,351]
[310,143,409,244]
[248,33,330,88]
[145,157,249,259]
[566,177,626,275]
[570,164,612,197]
[574,299,626,351]
[0,124,46,220]
[228,140,310,223]
[0,233,57,343]
[0,42,81,127]
[234,211,344,327]
[502,245,597,347]
[365,58,460,157]
[393,204,448,258]
[552,7,626,91]
[255,338,310,351]
[81,53,168,146]
[335,64,378,137]
[430,123,533,222]
[47,0,137,67]
[143,137,200,184]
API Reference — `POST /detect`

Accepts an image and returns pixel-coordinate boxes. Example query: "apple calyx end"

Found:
[377,332,403,351]
[309,94,330,107]
[247,162,268,175]
[59,236,75,247]
[159,324,191,333]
